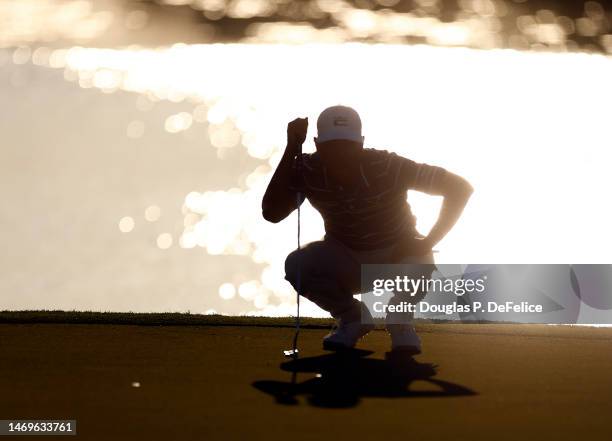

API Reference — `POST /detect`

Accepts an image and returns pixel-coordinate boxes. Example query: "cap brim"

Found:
[315,134,364,144]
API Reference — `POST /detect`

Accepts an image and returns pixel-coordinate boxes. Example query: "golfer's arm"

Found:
[261,143,301,223]
[424,172,473,247]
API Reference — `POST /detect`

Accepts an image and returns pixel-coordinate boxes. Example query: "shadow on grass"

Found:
[253,349,476,408]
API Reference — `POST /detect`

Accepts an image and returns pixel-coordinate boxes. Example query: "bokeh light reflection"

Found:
[10,40,612,316]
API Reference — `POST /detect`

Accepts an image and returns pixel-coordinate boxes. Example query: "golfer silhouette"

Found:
[262,105,473,354]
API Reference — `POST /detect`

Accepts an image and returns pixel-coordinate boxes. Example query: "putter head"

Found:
[283,348,299,359]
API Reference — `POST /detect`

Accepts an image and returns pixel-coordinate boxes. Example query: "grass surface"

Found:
[2,313,612,440]
[0,310,517,328]
[0,310,334,328]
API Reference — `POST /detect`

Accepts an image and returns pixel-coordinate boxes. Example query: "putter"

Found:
[284,139,303,359]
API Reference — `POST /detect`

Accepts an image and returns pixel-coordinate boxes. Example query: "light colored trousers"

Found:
[284,234,435,324]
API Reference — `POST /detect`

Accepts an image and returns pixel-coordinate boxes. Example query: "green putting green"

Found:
[1,314,611,440]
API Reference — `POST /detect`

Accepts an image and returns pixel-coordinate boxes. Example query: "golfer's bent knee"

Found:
[284,248,306,288]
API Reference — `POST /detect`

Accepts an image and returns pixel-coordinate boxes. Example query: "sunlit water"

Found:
[1,43,611,319]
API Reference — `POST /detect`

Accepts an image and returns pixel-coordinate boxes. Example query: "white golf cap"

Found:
[315,105,364,144]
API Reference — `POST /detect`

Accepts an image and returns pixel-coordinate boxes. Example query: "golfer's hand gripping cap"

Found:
[315,105,365,144]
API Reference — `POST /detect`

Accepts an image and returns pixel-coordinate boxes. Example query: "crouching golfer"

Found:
[262,105,473,354]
